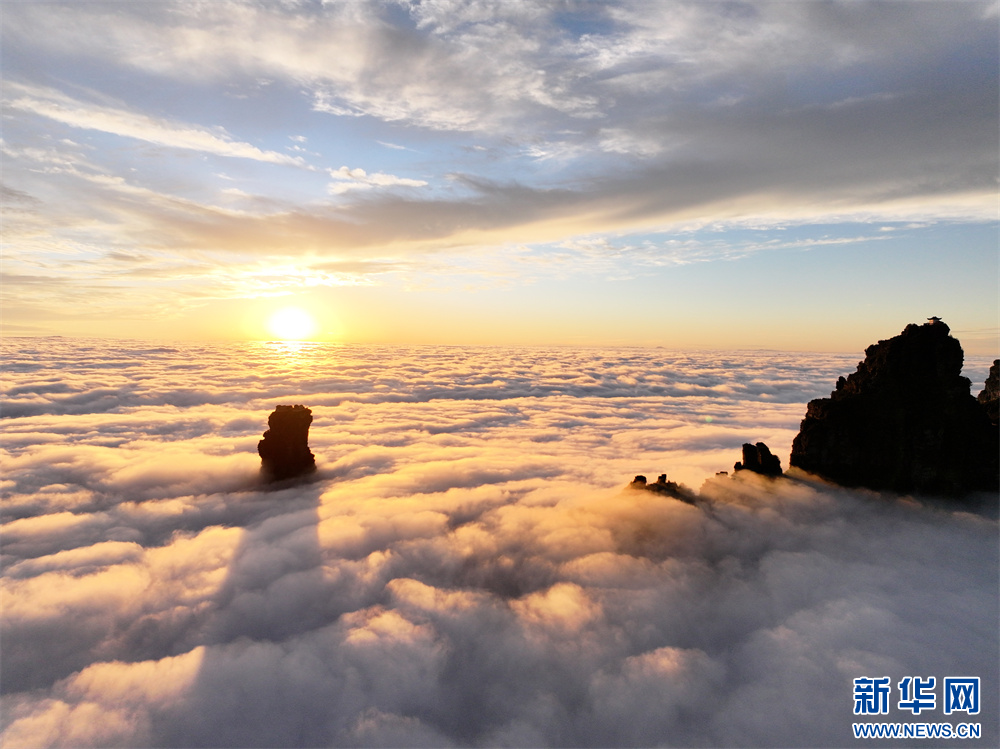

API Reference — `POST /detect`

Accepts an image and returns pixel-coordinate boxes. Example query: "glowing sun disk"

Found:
[269,308,317,340]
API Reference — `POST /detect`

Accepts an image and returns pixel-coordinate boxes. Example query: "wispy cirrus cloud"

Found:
[4,83,305,166]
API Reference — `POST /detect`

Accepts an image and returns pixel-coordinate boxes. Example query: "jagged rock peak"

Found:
[978,359,999,426]
[734,442,782,476]
[258,405,316,480]
[790,320,998,498]
[830,319,964,400]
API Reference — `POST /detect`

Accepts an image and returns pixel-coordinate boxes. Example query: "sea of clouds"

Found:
[1,339,997,748]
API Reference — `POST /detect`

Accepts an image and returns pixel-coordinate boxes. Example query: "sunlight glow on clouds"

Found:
[1,340,996,747]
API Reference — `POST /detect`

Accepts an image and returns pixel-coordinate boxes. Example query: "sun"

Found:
[268,307,317,340]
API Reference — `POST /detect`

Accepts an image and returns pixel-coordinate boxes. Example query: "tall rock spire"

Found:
[258,405,316,480]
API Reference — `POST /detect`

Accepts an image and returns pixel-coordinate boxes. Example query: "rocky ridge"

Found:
[628,474,698,503]
[630,320,997,501]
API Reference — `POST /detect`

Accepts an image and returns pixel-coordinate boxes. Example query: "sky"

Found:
[2,340,997,747]
[2,0,998,352]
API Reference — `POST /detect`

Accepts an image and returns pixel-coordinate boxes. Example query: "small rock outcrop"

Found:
[258,405,316,480]
[789,320,998,497]
[977,359,999,426]
[733,442,782,476]
[628,473,697,503]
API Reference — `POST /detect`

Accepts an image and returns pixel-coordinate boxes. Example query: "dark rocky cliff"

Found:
[789,320,998,497]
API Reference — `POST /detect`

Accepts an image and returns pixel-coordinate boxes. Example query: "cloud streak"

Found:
[328,166,428,194]
[4,84,305,166]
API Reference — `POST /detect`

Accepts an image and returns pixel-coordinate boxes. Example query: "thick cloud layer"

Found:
[2,340,997,747]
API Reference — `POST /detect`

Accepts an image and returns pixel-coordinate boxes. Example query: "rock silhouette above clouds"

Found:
[733,442,783,476]
[790,319,998,497]
[629,473,698,503]
[258,405,316,480]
